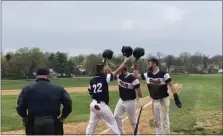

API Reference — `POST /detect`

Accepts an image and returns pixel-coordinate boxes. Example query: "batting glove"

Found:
[174,94,182,108]
[138,98,144,107]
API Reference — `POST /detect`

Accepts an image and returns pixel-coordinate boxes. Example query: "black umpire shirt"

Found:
[16,78,72,119]
[141,70,172,99]
[88,73,114,105]
[116,73,140,101]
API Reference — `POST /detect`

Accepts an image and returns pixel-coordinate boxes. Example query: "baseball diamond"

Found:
[2,1,222,135]
[1,74,222,135]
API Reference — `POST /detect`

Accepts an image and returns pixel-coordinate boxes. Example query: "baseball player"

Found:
[133,57,182,135]
[86,47,132,135]
[105,65,144,134]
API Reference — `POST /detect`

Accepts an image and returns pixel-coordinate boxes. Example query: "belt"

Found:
[93,99,103,104]
[92,99,108,105]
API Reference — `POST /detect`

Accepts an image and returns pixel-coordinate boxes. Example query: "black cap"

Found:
[36,68,50,76]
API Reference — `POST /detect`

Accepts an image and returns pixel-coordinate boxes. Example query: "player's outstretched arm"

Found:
[131,47,145,79]
[104,63,120,81]
[112,57,131,77]
[105,57,131,83]
[132,64,145,80]
[164,73,182,108]
[104,64,112,74]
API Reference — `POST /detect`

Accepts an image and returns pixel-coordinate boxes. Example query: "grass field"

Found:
[1,75,190,90]
[1,74,222,134]
[2,77,101,90]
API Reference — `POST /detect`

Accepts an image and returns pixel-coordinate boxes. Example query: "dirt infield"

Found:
[1,84,183,135]
[1,85,149,95]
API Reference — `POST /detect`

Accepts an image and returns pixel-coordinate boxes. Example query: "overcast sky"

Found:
[2,1,222,57]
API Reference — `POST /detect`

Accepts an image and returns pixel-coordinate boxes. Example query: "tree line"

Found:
[1,47,222,79]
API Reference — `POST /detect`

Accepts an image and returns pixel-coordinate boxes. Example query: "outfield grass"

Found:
[1,74,222,134]
[2,77,118,90]
[169,74,222,134]
[1,90,149,131]
[2,74,191,90]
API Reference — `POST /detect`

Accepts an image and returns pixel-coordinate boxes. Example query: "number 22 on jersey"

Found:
[92,83,103,93]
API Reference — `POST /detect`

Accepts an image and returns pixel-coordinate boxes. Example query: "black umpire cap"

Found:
[36,68,50,75]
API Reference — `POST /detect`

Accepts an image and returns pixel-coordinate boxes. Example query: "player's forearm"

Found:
[113,61,126,76]
[168,82,182,108]
[105,65,112,74]
[168,82,177,95]
[133,70,141,79]
[136,88,143,98]
[133,64,141,79]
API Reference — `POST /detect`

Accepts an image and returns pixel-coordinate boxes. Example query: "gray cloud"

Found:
[2,1,222,56]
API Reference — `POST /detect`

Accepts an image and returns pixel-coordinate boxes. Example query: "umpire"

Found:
[16,68,72,135]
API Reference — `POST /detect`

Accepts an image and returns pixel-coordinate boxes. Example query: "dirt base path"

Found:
[1,85,149,95]
[1,96,182,135]
[1,96,152,135]
[1,84,183,135]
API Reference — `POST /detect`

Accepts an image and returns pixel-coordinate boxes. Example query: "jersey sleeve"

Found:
[140,72,147,80]
[88,84,93,95]
[60,88,72,119]
[132,78,140,89]
[16,87,28,118]
[106,73,114,83]
[164,73,172,83]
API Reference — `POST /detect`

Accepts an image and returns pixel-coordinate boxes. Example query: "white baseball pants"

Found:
[86,100,120,135]
[152,96,170,135]
[114,99,137,134]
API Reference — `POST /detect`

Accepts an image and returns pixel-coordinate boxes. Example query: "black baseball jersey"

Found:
[116,73,140,101]
[141,70,171,99]
[88,73,114,105]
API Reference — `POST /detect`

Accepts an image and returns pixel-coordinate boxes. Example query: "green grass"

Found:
[1,78,119,90]
[1,90,149,131]
[1,74,191,90]
[169,74,222,134]
[1,74,222,134]
[1,92,114,131]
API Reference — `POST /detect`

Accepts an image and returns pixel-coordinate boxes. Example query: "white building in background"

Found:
[77,65,86,73]
[218,69,223,73]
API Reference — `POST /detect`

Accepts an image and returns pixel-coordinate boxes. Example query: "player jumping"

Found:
[85,47,132,135]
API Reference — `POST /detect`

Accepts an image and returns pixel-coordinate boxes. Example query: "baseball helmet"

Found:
[102,49,113,60]
[121,46,133,57]
[133,47,145,60]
